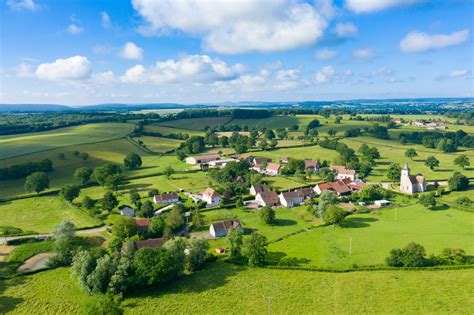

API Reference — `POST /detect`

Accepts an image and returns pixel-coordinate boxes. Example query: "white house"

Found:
[118,205,135,217]
[279,191,304,208]
[330,165,356,181]
[153,192,179,204]
[202,187,221,207]
[208,158,238,168]
[255,191,279,207]
[250,184,270,196]
[265,163,281,176]
[400,163,426,194]
[209,220,243,238]
[185,154,221,164]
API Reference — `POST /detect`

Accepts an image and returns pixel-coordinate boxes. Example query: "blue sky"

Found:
[1,0,472,105]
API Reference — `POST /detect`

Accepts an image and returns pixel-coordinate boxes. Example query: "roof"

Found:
[294,187,314,197]
[304,160,320,169]
[316,182,332,191]
[253,157,272,165]
[266,163,281,171]
[135,217,150,228]
[252,184,270,193]
[280,191,303,201]
[331,180,352,194]
[257,191,279,205]
[118,205,134,211]
[154,192,178,202]
[203,187,220,198]
[330,165,356,176]
[210,220,241,234]
[408,174,424,184]
[239,153,252,160]
[136,238,165,249]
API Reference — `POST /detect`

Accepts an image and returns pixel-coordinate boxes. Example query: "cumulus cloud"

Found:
[36,56,92,81]
[335,22,357,37]
[315,65,335,83]
[120,42,144,60]
[352,48,375,61]
[67,24,84,34]
[6,0,38,11]
[101,11,111,28]
[346,0,422,13]
[400,29,469,53]
[121,55,238,84]
[132,0,328,54]
[315,48,337,60]
[448,69,470,78]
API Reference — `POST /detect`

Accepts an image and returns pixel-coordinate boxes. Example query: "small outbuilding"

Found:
[374,200,391,207]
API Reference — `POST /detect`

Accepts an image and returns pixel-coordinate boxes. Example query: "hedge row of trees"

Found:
[0,158,53,180]
[399,130,473,152]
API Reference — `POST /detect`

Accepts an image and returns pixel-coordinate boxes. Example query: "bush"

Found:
[386,242,427,267]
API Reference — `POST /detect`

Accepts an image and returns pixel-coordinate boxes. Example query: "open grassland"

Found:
[144,124,205,136]
[0,123,134,160]
[268,204,474,268]
[0,196,100,233]
[230,115,299,129]
[134,136,183,153]
[251,145,340,164]
[157,117,232,130]
[2,264,471,314]
[339,136,474,182]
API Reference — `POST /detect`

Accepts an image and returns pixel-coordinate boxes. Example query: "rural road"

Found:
[0,226,108,245]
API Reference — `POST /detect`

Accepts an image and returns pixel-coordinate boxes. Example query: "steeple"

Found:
[401,162,410,177]
[403,162,410,171]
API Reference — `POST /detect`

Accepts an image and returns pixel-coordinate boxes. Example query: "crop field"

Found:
[0,123,135,160]
[0,196,100,233]
[144,124,205,136]
[156,117,232,130]
[268,204,474,268]
[135,136,183,153]
[230,115,299,129]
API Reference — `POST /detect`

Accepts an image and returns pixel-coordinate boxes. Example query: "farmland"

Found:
[134,136,183,153]
[156,117,232,130]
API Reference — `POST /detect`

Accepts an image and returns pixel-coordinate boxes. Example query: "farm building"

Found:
[208,158,238,168]
[374,200,391,207]
[135,217,150,232]
[185,154,221,164]
[209,220,243,238]
[255,191,279,207]
[118,205,135,217]
[202,187,221,206]
[153,192,179,204]
[313,178,364,196]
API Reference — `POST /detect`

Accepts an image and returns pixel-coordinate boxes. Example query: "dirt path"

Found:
[17,252,54,273]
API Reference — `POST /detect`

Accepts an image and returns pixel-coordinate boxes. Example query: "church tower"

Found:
[401,162,410,178]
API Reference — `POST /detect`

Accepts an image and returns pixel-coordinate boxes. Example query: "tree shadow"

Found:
[122,183,152,191]
[340,217,379,228]
[430,204,450,211]
[266,251,311,266]
[273,219,297,227]
[376,161,392,166]
[0,276,26,313]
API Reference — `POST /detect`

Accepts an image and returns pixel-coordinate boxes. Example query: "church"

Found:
[400,163,426,194]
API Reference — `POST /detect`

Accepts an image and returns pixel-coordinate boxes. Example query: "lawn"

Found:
[134,136,183,153]
[0,123,135,160]
[2,263,471,314]
[268,204,474,268]
[0,196,101,233]
[156,117,232,130]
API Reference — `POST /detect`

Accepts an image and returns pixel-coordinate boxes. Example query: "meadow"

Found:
[156,117,232,130]
[3,263,472,314]
[144,124,205,136]
[134,136,183,153]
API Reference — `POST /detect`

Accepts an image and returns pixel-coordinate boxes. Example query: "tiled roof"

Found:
[203,187,220,198]
[136,238,165,249]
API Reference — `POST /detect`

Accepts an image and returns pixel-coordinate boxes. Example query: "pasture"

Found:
[135,136,183,153]
[268,204,474,268]
[156,117,232,130]
[144,124,204,136]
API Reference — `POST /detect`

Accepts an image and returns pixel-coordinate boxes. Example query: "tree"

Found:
[81,196,95,209]
[307,119,320,129]
[133,247,181,287]
[327,129,337,137]
[386,242,427,267]
[165,208,184,230]
[191,209,204,229]
[405,148,418,160]
[74,167,93,185]
[185,238,209,272]
[317,190,337,217]
[80,152,90,161]
[418,193,437,209]
[425,156,440,170]
[71,250,96,290]
[245,233,268,267]
[323,205,347,226]
[81,294,123,315]
[164,166,175,179]
[226,227,243,259]
[448,172,469,191]
[129,191,141,208]
[386,163,402,182]
[358,185,383,202]
[60,184,81,202]
[87,255,117,293]
[149,216,166,237]
[124,153,142,169]
[48,221,76,267]
[72,150,80,157]
[58,152,66,160]
[259,206,275,224]
[102,191,118,211]
[93,163,121,186]
[140,200,154,218]
[112,216,138,239]
[148,189,159,197]
[105,174,127,191]
[269,139,278,150]
[24,171,49,194]
[453,155,470,170]
[258,139,268,151]
[265,129,275,140]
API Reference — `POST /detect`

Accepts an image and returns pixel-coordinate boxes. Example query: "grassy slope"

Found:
[0,123,135,159]
[269,204,474,268]
[0,196,100,233]
[2,264,472,314]
[134,136,183,153]
[156,117,232,130]
[144,124,205,136]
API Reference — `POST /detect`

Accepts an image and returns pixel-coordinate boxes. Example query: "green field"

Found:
[157,117,232,130]
[144,124,205,136]
[0,196,100,233]
[3,264,471,314]
[268,204,474,268]
[0,123,134,160]
[135,136,183,153]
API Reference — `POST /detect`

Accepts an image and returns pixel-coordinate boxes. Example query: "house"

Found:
[279,191,304,208]
[266,163,281,176]
[304,160,320,173]
[400,163,426,194]
[135,217,150,232]
[294,187,315,198]
[253,157,272,166]
[250,184,270,196]
[239,153,254,162]
[209,158,238,168]
[209,220,243,238]
[330,165,356,181]
[313,182,333,195]
[136,238,165,249]
[280,157,289,164]
[330,180,353,196]
[153,192,179,204]
[118,205,135,217]
[313,178,361,196]
[374,200,391,207]
[185,154,221,164]
[255,191,279,207]
[202,187,221,206]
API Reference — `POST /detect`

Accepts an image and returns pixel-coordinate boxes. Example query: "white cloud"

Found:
[121,55,238,84]
[400,29,469,53]
[6,0,38,11]
[36,56,92,81]
[67,24,84,35]
[120,42,144,60]
[335,22,357,37]
[315,65,335,83]
[346,0,422,13]
[91,71,116,84]
[16,62,35,78]
[448,69,470,78]
[352,48,374,61]
[101,11,111,28]
[132,0,328,54]
[370,66,393,77]
[315,48,337,60]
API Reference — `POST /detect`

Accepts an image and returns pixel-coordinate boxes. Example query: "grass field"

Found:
[144,124,205,136]
[135,136,183,153]
[157,117,232,130]
[2,264,472,314]
[268,204,474,268]
[231,115,299,129]
[0,196,100,233]
[0,123,135,160]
